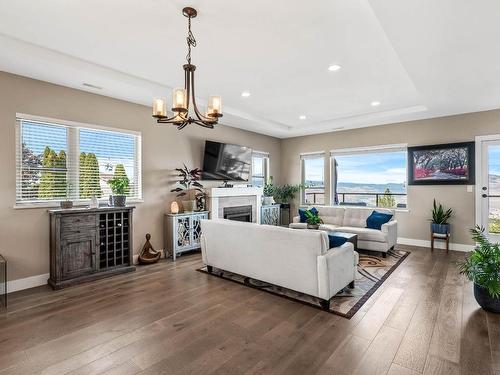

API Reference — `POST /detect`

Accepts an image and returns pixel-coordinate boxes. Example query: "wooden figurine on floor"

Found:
[138,233,161,264]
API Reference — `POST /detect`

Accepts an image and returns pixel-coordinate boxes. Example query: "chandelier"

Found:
[152,7,222,130]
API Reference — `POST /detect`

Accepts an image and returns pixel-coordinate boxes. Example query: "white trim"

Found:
[299,151,326,158]
[16,113,141,136]
[13,199,144,210]
[330,143,407,156]
[397,237,474,252]
[7,273,49,293]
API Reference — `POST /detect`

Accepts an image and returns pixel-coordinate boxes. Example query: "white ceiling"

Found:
[0,0,499,138]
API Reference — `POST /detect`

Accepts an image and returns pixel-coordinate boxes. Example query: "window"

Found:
[16,115,142,205]
[331,145,407,208]
[251,152,269,187]
[301,153,325,204]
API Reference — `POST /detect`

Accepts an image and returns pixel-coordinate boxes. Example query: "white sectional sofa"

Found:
[200,219,358,310]
[290,206,397,256]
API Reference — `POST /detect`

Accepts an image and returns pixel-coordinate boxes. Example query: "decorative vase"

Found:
[431,223,450,234]
[307,223,320,230]
[183,200,196,213]
[111,195,127,207]
[60,201,73,209]
[89,196,99,209]
[474,283,500,313]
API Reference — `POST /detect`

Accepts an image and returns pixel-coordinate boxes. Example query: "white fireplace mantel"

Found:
[207,187,263,223]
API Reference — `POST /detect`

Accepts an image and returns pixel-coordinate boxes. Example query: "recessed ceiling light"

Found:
[299,115,307,120]
[328,64,342,72]
[82,82,103,90]
[241,91,251,97]
[371,101,381,107]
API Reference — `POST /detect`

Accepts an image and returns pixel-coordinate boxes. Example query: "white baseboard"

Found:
[7,273,49,294]
[397,237,474,252]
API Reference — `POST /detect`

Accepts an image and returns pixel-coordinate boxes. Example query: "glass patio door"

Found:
[478,138,500,242]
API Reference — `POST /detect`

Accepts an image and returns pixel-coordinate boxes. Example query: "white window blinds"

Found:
[16,115,142,205]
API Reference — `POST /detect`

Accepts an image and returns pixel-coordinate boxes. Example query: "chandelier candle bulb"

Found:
[208,96,222,116]
[153,98,167,118]
[172,88,187,112]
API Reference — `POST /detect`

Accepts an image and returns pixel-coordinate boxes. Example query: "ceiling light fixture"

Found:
[371,101,381,107]
[241,91,251,98]
[152,7,222,130]
[299,115,307,120]
[328,64,342,72]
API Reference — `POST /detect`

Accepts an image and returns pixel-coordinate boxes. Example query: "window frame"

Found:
[15,113,142,208]
[330,144,408,209]
[251,151,269,187]
[300,152,326,205]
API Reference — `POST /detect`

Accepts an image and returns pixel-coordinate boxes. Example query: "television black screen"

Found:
[202,141,252,181]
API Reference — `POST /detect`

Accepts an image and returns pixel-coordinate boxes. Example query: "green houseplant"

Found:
[107,176,129,207]
[272,184,304,206]
[304,209,323,230]
[171,164,204,212]
[430,199,453,234]
[457,226,500,313]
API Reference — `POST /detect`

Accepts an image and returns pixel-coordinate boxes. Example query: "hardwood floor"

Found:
[1,246,498,375]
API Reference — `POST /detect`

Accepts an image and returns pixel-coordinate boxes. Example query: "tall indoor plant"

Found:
[430,199,453,234]
[171,164,204,212]
[457,226,500,313]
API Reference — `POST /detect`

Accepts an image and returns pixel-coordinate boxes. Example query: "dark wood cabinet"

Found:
[49,207,135,289]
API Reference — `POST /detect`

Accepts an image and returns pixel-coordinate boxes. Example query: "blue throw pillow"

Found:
[298,207,318,223]
[328,234,347,249]
[366,211,393,230]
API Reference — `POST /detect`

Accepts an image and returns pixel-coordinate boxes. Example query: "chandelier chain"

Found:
[186,16,197,64]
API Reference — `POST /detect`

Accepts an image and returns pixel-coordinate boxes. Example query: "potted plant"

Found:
[262,177,276,206]
[457,226,500,313]
[107,176,129,207]
[171,164,204,213]
[430,199,452,234]
[304,209,323,230]
[272,183,304,208]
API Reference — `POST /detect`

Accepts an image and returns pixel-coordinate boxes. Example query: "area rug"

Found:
[197,248,409,318]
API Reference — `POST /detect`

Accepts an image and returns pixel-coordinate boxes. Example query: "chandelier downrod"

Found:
[152,7,222,130]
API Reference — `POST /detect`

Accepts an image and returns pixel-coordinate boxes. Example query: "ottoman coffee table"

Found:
[326,231,358,251]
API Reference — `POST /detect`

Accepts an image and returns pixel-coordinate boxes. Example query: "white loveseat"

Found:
[200,219,358,309]
[290,206,397,256]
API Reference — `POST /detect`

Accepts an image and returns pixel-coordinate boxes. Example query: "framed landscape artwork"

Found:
[408,142,475,185]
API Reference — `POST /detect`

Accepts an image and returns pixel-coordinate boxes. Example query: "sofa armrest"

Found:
[381,220,397,247]
[317,243,356,300]
[292,216,301,223]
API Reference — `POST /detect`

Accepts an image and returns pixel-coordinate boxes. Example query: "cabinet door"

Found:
[61,233,96,280]
[190,214,205,247]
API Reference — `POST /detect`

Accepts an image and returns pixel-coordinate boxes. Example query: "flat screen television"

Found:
[202,140,252,181]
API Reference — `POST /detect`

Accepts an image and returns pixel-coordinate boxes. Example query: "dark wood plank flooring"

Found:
[0,246,498,375]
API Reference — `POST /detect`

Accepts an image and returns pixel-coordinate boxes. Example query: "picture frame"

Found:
[408,142,475,185]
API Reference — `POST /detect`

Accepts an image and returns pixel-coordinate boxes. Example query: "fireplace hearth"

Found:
[223,205,252,222]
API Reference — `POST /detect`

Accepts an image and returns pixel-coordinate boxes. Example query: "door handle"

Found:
[482,194,488,198]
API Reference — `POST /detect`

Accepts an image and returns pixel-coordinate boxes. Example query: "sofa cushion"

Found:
[317,206,345,226]
[342,207,394,228]
[289,222,308,229]
[335,226,387,243]
[298,207,318,223]
[366,211,393,230]
[318,224,340,231]
[328,234,347,249]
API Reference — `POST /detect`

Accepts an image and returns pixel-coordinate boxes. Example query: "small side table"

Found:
[0,254,6,308]
[431,232,450,253]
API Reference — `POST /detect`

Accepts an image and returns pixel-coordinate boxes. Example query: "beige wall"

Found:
[0,72,281,281]
[281,110,500,246]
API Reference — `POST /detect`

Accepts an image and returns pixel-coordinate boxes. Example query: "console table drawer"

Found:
[61,214,96,230]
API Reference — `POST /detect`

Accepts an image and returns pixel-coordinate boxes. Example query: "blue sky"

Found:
[336,151,407,185]
[489,146,500,176]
